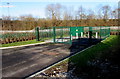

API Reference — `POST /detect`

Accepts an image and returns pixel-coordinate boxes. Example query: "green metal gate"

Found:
[35,26,110,44]
[52,26,110,44]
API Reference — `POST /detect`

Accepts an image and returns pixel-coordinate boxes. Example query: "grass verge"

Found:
[69,35,119,66]
[1,39,44,47]
[1,34,70,47]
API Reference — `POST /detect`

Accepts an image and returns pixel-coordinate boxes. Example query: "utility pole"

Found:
[7,2,10,19]
[7,2,11,30]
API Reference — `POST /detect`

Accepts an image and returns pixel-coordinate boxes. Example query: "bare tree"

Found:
[2,15,12,30]
[112,9,118,19]
[46,3,63,26]
[19,15,35,30]
[77,6,86,20]
[86,9,96,26]
[111,8,118,26]
[77,6,86,26]
[46,3,62,20]
[55,4,63,20]
[63,6,74,20]
[46,4,55,19]
[87,9,95,19]
[101,5,111,21]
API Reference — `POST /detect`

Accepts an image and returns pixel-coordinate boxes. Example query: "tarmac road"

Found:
[2,38,100,78]
[2,43,84,78]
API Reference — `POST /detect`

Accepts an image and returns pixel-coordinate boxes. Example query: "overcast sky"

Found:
[0,0,119,18]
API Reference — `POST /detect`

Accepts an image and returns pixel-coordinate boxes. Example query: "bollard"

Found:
[71,34,73,40]
[76,29,78,39]
[88,32,89,38]
[76,33,78,39]
[81,32,83,38]
[96,32,98,38]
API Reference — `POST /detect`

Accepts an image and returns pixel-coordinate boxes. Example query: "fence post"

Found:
[89,27,92,45]
[96,32,98,38]
[53,27,56,43]
[100,26,101,39]
[69,27,72,44]
[89,27,92,38]
[109,26,110,37]
[62,27,63,42]
[35,27,39,41]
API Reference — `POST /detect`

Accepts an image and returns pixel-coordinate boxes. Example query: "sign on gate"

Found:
[70,27,84,37]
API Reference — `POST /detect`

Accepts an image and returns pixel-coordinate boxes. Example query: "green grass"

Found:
[1,32,69,47]
[69,35,119,66]
[1,39,44,47]
[110,29,120,32]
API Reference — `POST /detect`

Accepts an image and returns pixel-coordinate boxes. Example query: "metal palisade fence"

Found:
[0,26,114,45]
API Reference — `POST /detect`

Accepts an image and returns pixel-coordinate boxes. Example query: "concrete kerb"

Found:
[0,41,50,50]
